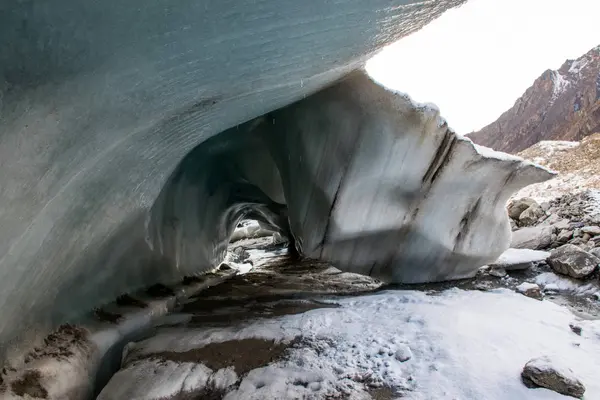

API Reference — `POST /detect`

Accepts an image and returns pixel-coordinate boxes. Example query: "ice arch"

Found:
[0,0,552,368]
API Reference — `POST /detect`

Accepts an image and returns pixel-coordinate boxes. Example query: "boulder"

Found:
[522,356,585,398]
[552,219,571,231]
[557,229,573,243]
[508,198,538,219]
[547,244,600,279]
[519,204,545,226]
[582,226,600,236]
[511,226,553,250]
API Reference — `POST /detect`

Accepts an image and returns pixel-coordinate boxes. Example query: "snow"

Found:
[534,272,598,296]
[460,138,555,174]
[552,71,570,100]
[122,289,600,399]
[568,58,589,75]
[492,248,550,267]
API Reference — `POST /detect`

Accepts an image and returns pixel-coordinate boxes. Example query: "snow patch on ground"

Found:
[123,289,600,399]
[535,272,599,296]
[493,248,550,266]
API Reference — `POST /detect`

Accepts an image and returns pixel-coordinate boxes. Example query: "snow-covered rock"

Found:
[516,282,542,300]
[547,244,600,279]
[511,226,553,250]
[522,356,585,398]
[394,344,413,362]
[489,248,550,271]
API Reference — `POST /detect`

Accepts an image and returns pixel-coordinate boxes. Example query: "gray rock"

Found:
[557,229,573,243]
[569,238,585,246]
[547,244,600,279]
[522,356,585,398]
[541,202,551,212]
[552,219,571,231]
[582,226,600,236]
[591,248,600,259]
[511,226,553,250]
[489,267,507,278]
[582,233,591,242]
[519,204,545,227]
[510,219,518,231]
[573,228,582,238]
[508,198,538,220]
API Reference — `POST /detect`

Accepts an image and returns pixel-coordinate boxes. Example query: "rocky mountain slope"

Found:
[514,134,600,202]
[468,46,600,153]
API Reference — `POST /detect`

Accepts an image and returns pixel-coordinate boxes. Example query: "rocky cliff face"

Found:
[468,46,600,153]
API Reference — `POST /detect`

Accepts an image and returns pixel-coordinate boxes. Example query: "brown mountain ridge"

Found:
[468,46,600,153]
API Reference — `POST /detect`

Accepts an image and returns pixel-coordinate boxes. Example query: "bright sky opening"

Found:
[367,0,600,134]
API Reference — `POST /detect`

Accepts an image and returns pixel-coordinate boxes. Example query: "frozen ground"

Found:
[98,241,600,400]
[101,288,600,399]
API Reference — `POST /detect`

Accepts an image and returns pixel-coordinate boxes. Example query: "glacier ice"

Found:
[0,0,553,386]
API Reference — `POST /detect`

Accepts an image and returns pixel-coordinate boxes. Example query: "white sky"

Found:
[366,0,600,134]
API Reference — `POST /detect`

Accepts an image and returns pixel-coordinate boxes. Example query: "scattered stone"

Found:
[582,226,600,236]
[541,202,551,212]
[557,229,573,243]
[489,267,507,278]
[519,204,545,227]
[394,344,412,362]
[508,198,538,219]
[547,244,600,279]
[569,323,582,336]
[573,228,582,238]
[582,233,591,242]
[569,237,585,246]
[552,219,571,231]
[511,226,553,250]
[591,248,600,259]
[516,282,542,300]
[521,356,585,398]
